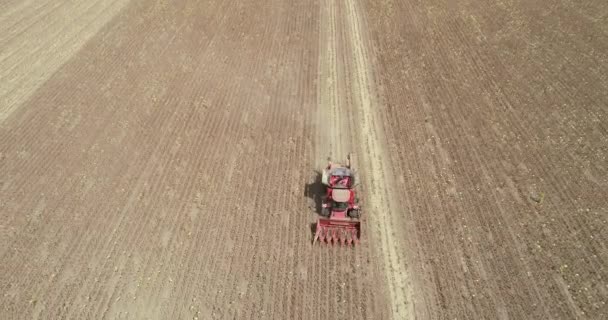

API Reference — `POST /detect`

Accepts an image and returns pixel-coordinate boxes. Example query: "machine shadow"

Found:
[304,170,324,236]
[304,170,324,214]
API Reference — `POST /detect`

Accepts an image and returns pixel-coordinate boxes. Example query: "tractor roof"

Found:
[329,167,352,176]
[332,189,351,202]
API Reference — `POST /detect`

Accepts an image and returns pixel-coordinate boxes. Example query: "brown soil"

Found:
[1,0,607,319]
[362,0,608,318]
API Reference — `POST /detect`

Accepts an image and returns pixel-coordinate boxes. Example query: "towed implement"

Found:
[313,153,362,246]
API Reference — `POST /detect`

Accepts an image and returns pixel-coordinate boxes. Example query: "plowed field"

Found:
[1,0,607,319]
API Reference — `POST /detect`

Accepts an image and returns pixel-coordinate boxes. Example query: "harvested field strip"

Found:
[316,1,411,319]
[343,0,412,318]
[0,0,133,121]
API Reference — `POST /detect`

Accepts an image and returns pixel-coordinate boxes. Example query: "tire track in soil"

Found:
[317,1,412,319]
[343,1,413,319]
[316,1,393,320]
[316,0,344,165]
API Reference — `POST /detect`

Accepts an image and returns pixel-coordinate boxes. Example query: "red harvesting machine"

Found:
[313,153,362,246]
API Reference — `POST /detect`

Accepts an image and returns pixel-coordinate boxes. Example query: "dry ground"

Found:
[1,0,607,319]
[363,0,608,318]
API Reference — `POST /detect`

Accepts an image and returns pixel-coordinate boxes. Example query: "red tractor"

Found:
[313,153,362,246]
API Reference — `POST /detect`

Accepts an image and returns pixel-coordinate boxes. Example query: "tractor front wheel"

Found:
[321,207,330,217]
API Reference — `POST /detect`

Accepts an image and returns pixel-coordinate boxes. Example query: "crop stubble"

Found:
[1,0,389,319]
[362,0,608,318]
[1,0,607,319]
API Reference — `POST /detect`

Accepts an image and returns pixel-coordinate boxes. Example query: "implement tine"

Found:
[319,227,326,243]
[314,218,361,246]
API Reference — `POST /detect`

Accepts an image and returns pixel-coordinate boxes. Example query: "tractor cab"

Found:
[322,166,356,189]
